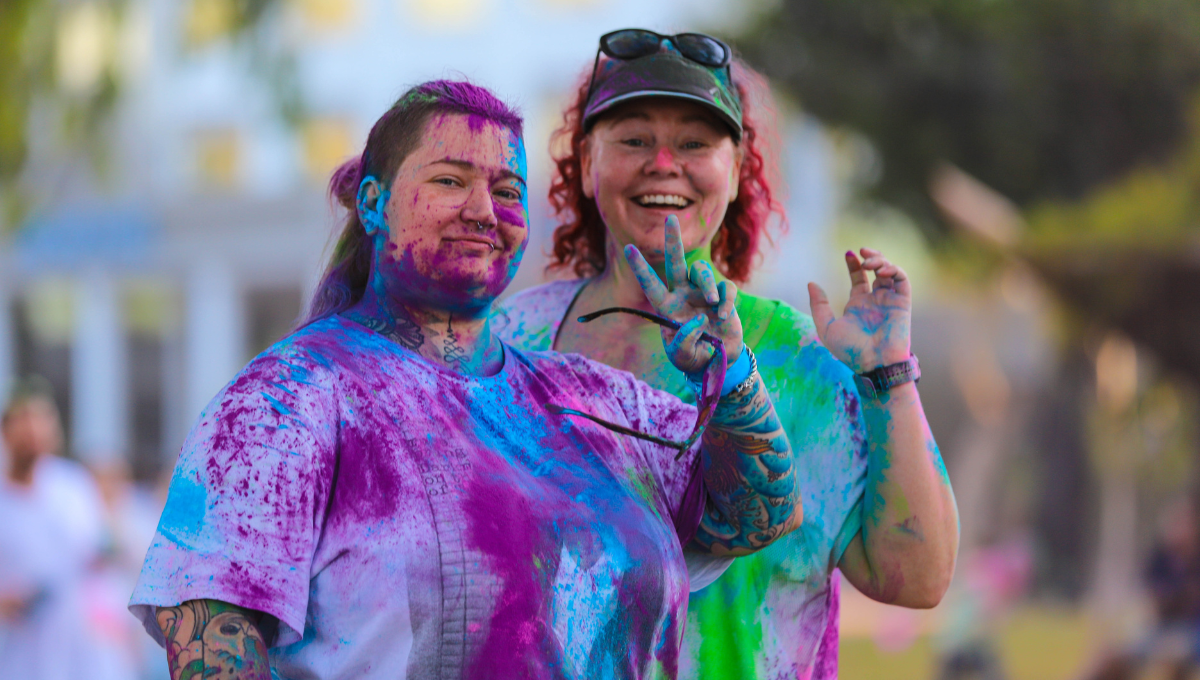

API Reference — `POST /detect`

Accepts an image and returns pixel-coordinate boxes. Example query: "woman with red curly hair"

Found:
[496,30,959,679]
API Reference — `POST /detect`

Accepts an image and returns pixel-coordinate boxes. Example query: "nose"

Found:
[647,145,680,175]
[460,181,497,228]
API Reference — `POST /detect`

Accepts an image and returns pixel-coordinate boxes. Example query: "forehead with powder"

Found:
[401,113,527,187]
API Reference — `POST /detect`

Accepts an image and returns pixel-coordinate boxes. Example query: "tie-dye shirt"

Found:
[495,278,868,680]
[129,315,714,680]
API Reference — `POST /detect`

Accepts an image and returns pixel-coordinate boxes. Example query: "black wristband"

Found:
[853,355,920,400]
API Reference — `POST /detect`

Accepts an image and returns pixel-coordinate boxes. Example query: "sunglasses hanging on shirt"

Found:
[547,307,727,461]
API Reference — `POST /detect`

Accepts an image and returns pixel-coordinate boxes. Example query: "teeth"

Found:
[637,194,690,207]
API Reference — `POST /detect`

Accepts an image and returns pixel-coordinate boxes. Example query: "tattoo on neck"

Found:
[443,316,468,369]
[346,308,424,351]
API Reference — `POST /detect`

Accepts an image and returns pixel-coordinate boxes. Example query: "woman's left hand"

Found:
[808,248,911,373]
[625,215,744,375]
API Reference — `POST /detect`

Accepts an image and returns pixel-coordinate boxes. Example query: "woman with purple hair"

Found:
[128,80,801,679]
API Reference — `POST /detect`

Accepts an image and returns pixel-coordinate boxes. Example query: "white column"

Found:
[183,260,244,423]
[0,281,13,397]
[71,269,128,464]
[749,118,836,308]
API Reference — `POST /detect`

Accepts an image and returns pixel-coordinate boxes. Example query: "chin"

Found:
[431,271,512,313]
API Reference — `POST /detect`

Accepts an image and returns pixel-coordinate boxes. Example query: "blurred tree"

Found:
[738,0,1200,601]
[0,0,295,234]
[0,0,51,230]
[739,0,1200,231]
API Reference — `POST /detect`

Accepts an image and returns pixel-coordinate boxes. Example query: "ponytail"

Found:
[306,157,375,322]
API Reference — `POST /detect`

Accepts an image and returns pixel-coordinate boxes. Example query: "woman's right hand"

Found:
[624,215,744,375]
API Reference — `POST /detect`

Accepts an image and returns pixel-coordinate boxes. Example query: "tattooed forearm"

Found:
[156,599,271,680]
[695,375,802,556]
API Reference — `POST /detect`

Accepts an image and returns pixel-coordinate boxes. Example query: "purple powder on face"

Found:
[306,79,524,326]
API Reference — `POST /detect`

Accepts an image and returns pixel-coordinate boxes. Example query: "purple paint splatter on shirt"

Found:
[130,316,707,680]
[496,279,869,680]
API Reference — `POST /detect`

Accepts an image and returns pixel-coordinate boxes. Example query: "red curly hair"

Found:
[547,58,786,284]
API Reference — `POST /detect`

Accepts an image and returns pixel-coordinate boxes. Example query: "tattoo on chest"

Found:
[443,317,468,369]
[353,310,424,351]
[389,313,425,351]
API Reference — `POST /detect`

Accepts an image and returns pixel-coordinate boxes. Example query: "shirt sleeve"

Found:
[128,349,337,647]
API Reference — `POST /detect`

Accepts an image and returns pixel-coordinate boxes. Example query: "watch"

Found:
[853,355,920,400]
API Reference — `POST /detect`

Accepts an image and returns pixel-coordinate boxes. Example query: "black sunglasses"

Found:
[548,307,727,460]
[585,29,734,107]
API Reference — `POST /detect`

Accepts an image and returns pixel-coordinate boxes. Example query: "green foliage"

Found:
[1025,98,1200,251]
[0,0,292,233]
[739,0,1200,239]
[0,0,48,230]
[0,0,130,232]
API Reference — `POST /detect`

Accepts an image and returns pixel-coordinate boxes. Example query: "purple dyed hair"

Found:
[305,80,524,324]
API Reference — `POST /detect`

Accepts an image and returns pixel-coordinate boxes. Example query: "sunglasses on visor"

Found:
[585,29,734,103]
[548,306,728,460]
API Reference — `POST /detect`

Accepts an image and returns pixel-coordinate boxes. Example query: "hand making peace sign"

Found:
[623,215,745,376]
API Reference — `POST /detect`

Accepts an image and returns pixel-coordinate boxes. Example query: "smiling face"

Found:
[581,97,742,265]
[369,112,529,314]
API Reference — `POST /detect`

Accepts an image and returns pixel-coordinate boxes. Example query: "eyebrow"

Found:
[608,111,724,132]
[430,158,526,187]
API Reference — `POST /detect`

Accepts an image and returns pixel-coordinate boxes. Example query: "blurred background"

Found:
[1,0,1199,678]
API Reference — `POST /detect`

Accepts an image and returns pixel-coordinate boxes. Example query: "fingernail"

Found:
[845,250,854,258]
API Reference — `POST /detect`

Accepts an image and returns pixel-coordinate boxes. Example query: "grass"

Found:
[839,606,1093,680]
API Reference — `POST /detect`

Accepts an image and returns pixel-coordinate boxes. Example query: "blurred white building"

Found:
[0,0,837,478]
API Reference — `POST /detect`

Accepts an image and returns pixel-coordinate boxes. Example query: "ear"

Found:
[357,176,388,236]
[580,136,596,200]
[728,145,744,204]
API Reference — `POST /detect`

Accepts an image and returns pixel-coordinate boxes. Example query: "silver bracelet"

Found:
[685,347,759,398]
[729,347,759,397]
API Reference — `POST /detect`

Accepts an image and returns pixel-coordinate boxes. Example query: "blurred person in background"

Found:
[0,377,108,679]
[934,533,1032,680]
[91,463,170,680]
[1087,496,1200,680]
[129,79,802,680]
[496,28,959,679]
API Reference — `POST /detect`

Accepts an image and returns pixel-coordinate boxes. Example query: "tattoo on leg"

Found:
[156,599,271,680]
